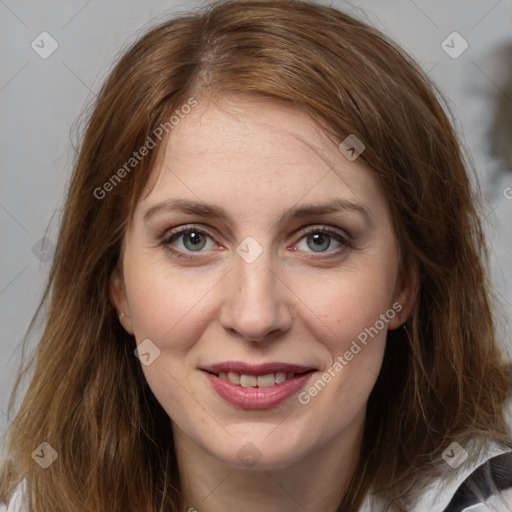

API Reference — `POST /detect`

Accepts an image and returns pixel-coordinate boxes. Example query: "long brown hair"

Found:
[1,1,510,510]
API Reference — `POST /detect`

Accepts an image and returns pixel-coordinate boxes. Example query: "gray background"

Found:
[1,0,511,436]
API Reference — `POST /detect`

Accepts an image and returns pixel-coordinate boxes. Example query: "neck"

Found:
[173,407,365,512]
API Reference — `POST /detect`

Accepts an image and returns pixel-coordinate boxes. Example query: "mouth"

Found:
[203,369,315,388]
[201,362,316,387]
[200,362,317,408]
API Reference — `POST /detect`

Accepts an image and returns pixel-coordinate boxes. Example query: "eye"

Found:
[161,225,217,255]
[160,224,352,260]
[293,227,352,254]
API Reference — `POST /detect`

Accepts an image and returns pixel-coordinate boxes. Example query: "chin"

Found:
[201,428,314,471]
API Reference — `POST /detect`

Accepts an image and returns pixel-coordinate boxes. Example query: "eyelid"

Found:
[292,224,352,244]
[160,224,220,249]
[160,223,353,259]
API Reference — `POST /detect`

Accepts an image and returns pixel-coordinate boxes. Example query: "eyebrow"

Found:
[143,198,372,225]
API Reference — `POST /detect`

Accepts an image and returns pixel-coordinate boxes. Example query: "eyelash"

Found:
[160,224,353,260]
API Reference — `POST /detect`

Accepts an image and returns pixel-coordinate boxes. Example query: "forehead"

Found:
[137,95,388,222]
[165,95,341,180]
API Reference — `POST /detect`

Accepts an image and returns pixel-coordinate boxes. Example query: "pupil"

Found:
[184,231,206,251]
[308,233,330,252]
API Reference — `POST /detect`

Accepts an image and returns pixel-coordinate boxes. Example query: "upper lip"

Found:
[201,361,316,376]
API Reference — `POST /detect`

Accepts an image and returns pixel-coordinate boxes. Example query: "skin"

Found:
[111,95,416,512]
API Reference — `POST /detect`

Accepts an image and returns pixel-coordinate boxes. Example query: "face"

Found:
[111,95,415,470]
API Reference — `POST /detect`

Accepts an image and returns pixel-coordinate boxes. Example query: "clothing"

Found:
[355,397,512,511]
[2,447,512,512]
[358,443,512,511]
[0,478,26,512]
[443,450,512,511]
[4,399,512,511]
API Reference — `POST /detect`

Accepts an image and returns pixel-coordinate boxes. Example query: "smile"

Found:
[201,362,317,408]
[216,370,299,387]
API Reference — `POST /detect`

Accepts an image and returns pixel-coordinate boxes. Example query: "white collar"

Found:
[359,398,512,512]
[409,440,512,512]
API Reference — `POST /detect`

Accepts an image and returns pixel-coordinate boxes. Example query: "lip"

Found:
[201,361,317,409]
[201,361,315,375]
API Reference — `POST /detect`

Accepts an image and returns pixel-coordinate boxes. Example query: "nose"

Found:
[219,249,293,342]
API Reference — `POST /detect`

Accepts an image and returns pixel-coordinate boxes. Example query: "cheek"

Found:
[122,251,222,348]
[292,263,397,354]
[294,272,391,436]
[121,252,221,424]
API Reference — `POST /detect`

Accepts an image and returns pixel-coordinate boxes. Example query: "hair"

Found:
[1,1,510,511]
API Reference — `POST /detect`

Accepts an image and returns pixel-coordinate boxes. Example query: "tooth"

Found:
[227,371,240,385]
[275,371,287,384]
[257,373,276,388]
[240,374,257,387]
[217,371,297,387]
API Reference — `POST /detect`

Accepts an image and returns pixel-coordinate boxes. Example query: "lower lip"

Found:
[203,371,315,409]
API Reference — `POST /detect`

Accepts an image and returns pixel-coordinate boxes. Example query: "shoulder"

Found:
[443,450,512,511]
[0,479,28,512]
[415,442,512,512]
[457,489,512,511]
[359,440,512,512]
[434,398,512,512]
[414,444,512,512]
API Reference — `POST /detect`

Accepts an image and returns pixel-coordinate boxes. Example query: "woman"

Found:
[1,1,511,511]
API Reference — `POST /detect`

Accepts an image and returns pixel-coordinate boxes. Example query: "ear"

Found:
[110,268,135,335]
[388,263,419,330]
